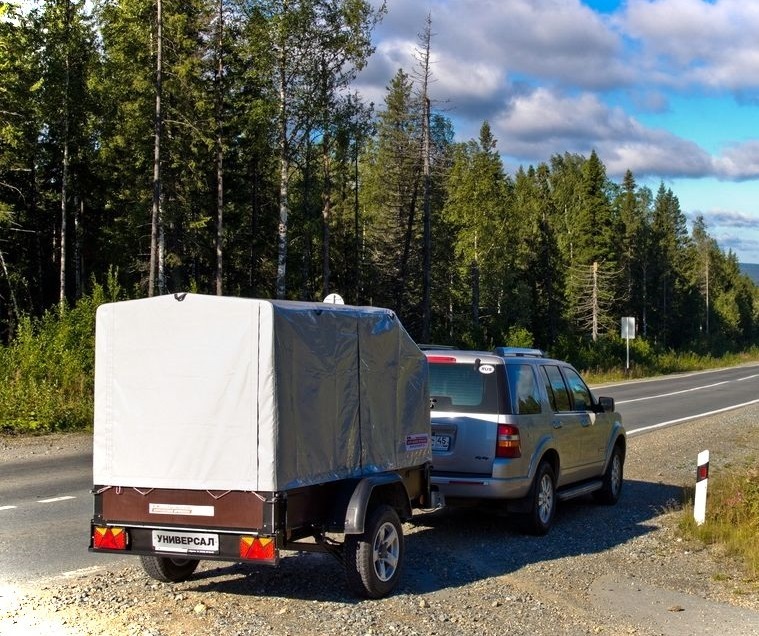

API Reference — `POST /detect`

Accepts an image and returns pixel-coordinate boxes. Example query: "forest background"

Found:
[1,0,758,432]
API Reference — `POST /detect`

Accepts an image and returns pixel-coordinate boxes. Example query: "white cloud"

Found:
[356,0,759,185]
[698,210,759,229]
[712,232,759,261]
[429,0,630,90]
[621,0,759,91]
[713,141,759,180]
[491,87,714,178]
[363,0,632,99]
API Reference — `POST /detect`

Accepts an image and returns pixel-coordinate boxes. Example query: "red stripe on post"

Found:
[696,462,709,482]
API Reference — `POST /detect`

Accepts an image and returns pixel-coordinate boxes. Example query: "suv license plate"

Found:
[431,434,451,452]
[152,530,219,555]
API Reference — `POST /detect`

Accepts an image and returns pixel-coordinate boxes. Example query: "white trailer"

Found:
[90,294,436,598]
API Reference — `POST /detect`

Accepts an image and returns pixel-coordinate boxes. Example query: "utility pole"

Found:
[705,257,710,336]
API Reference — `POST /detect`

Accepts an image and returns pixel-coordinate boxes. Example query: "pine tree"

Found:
[0,3,44,335]
[516,163,565,348]
[442,121,511,345]
[96,0,217,295]
[36,1,96,306]
[361,68,422,318]
[615,169,651,331]
[260,0,383,299]
[649,183,691,346]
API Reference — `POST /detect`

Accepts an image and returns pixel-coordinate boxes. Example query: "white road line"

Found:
[628,398,759,436]
[616,380,730,404]
[36,496,76,504]
[0,505,17,511]
[617,372,759,404]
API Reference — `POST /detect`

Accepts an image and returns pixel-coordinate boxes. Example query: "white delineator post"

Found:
[694,450,710,525]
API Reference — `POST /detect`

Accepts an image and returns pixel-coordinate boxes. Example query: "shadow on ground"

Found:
[179,477,684,603]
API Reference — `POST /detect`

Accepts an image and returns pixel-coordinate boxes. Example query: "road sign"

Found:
[621,317,635,339]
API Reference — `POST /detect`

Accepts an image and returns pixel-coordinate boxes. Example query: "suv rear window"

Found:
[429,362,503,414]
[540,364,593,412]
[541,365,572,412]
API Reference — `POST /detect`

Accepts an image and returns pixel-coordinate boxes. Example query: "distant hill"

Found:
[740,263,759,285]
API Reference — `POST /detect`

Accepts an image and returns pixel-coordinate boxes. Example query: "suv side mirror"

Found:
[596,396,615,413]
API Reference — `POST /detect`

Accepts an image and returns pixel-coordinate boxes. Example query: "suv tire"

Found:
[594,444,624,505]
[523,460,556,536]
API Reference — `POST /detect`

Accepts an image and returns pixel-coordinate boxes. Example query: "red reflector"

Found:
[496,424,521,458]
[427,356,457,363]
[93,526,127,550]
[240,536,277,562]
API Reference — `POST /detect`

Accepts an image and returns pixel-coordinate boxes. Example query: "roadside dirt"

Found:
[2,406,758,635]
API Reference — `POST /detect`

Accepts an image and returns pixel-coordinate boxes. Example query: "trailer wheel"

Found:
[140,555,199,582]
[344,504,404,598]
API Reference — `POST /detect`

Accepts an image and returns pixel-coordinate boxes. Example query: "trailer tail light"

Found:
[93,526,127,550]
[496,424,521,458]
[240,536,277,563]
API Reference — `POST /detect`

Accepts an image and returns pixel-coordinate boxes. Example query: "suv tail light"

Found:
[426,355,458,363]
[496,424,521,458]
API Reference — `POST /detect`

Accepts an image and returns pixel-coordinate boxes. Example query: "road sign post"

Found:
[694,450,709,525]
[621,317,635,371]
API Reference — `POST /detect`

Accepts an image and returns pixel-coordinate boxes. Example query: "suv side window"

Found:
[541,365,571,412]
[506,364,542,414]
[562,367,593,411]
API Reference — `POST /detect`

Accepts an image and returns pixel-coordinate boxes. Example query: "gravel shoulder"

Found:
[2,408,759,635]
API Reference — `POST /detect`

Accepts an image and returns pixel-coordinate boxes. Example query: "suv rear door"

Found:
[561,365,610,473]
[428,357,504,476]
[539,364,586,483]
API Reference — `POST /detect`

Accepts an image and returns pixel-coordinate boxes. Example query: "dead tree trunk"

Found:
[149,0,163,297]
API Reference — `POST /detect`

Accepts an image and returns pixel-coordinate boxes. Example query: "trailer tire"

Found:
[344,504,404,599]
[140,555,199,582]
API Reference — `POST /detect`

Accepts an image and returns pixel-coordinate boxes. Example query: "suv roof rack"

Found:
[418,344,455,350]
[493,346,545,358]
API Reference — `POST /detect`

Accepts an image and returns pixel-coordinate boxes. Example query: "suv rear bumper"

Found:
[431,473,531,500]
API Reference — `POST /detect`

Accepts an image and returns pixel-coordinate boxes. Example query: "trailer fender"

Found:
[344,474,411,535]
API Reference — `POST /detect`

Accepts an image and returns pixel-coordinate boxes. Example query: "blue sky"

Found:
[353,0,759,263]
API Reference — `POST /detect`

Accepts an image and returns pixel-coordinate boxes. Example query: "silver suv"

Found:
[425,347,625,534]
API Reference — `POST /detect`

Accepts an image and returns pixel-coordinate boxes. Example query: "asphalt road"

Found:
[2,362,758,585]
[596,363,759,435]
[0,449,118,583]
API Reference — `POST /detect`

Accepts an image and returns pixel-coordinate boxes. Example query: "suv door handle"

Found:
[552,419,562,429]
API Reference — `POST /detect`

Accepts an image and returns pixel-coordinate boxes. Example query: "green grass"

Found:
[583,349,759,385]
[2,285,758,434]
[679,462,759,580]
[0,271,124,435]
